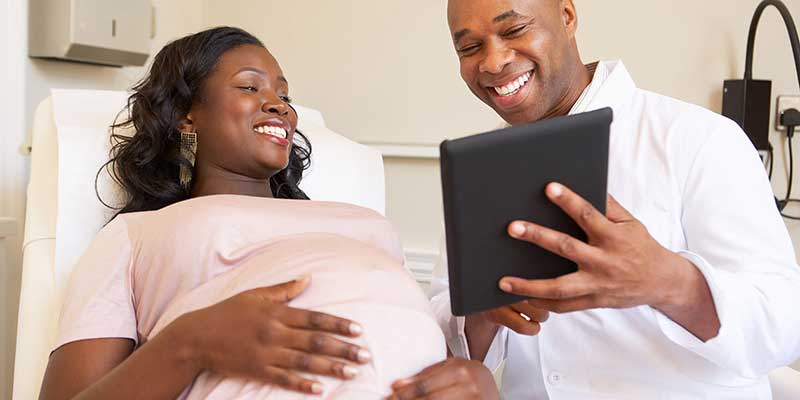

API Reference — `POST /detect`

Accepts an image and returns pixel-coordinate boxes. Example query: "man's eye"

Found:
[504,25,527,37]
[280,95,293,103]
[458,44,481,55]
[239,86,258,92]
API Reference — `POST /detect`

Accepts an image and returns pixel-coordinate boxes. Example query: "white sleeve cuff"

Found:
[482,326,508,373]
[432,291,509,372]
[449,315,507,372]
[652,250,744,370]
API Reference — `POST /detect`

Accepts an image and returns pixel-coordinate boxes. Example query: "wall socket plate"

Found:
[777,95,800,131]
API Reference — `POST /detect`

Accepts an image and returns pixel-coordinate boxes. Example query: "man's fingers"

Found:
[255,275,311,303]
[284,329,371,364]
[508,221,602,264]
[606,194,634,222]
[281,308,365,338]
[545,182,610,235]
[526,295,600,314]
[509,302,550,323]
[486,306,541,336]
[499,272,596,300]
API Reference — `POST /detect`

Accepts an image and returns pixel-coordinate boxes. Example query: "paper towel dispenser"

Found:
[29,0,153,67]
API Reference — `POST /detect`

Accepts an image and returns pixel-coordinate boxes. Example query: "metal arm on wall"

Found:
[744,0,800,85]
[742,0,800,217]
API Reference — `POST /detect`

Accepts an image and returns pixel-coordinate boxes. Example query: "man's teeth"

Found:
[493,71,532,97]
[254,125,287,139]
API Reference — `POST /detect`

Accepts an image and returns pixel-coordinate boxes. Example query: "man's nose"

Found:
[479,41,514,75]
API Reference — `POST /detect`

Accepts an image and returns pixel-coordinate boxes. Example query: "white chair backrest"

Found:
[13,89,385,400]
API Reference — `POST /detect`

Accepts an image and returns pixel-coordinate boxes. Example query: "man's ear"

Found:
[561,0,579,39]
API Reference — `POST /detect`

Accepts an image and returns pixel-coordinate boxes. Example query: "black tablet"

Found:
[440,108,612,316]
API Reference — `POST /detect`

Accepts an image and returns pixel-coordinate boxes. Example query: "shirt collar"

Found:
[576,60,637,114]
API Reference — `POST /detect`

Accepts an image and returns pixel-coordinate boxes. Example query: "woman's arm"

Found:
[40,277,371,400]
[40,331,196,400]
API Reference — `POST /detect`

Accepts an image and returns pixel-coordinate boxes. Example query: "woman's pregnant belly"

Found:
[149,233,446,399]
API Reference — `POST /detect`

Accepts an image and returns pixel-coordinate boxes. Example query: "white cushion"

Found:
[13,89,384,400]
[770,367,800,400]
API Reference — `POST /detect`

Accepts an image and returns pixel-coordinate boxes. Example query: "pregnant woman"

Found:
[37,26,483,399]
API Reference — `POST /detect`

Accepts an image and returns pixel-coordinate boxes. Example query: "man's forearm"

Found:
[653,254,721,342]
[464,314,501,362]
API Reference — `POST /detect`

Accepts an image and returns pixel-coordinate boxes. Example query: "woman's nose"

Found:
[262,97,289,116]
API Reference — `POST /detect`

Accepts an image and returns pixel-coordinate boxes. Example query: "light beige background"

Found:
[3,1,800,396]
[203,0,800,257]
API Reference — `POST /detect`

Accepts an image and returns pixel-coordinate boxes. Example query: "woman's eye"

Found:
[280,96,293,103]
[239,86,258,92]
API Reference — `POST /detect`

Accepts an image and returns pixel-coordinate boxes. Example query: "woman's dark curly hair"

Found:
[98,26,311,218]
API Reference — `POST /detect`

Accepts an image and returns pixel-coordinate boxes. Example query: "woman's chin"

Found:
[259,160,291,176]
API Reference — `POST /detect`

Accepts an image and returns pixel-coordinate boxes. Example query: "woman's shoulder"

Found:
[160,195,386,220]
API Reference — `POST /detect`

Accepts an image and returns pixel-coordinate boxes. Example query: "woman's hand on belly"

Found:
[170,275,372,395]
[386,357,499,400]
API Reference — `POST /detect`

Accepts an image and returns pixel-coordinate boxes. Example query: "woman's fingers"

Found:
[269,348,361,379]
[387,383,469,400]
[247,275,311,304]
[388,361,461,400]
[280,307,364,338]
[260,365,324,395]
[388,359,495,400]
[283,329,372,364]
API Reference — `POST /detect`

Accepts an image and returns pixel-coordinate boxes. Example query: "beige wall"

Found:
[204,0,800,370]
[3,1,800,394]
[204,0,800,259]
[0,1,206,397]
[202,0,502,261]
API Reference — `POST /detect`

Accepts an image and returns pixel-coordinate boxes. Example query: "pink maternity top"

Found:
[55,195,446,399]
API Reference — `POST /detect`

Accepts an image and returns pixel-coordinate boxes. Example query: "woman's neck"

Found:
[190,164,273,199]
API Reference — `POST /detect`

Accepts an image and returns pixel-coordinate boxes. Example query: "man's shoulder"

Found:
[632,88,741,134]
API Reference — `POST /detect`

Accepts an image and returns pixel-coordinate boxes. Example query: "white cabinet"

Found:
[29,0,153,66]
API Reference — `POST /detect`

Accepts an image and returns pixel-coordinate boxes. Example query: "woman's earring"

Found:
[180,131,197,191]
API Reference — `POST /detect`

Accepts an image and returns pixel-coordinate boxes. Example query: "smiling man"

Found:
[390,0,800,399]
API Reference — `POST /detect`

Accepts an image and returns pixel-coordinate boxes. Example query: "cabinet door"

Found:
[73,0,151,54]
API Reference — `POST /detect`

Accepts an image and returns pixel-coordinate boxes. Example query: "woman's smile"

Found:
[253,118,292,147]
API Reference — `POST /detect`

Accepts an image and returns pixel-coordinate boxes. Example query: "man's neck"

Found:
[540,62,596,120]
[586,61,599,76]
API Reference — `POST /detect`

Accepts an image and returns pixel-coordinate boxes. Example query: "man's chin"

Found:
[499,92,565,125]
[495,106,543,126]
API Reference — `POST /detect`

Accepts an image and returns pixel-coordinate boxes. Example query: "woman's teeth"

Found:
[254,125,287,139]
[493,71,532,97]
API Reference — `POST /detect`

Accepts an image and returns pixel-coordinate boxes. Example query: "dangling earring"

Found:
[179,131,197,191]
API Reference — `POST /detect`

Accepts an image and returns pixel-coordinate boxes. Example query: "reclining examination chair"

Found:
[13,89,800,399]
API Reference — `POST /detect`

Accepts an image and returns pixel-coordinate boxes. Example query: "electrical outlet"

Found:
[777,95,800,131]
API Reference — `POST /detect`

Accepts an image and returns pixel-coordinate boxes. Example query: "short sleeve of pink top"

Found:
[55,195,446,399]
